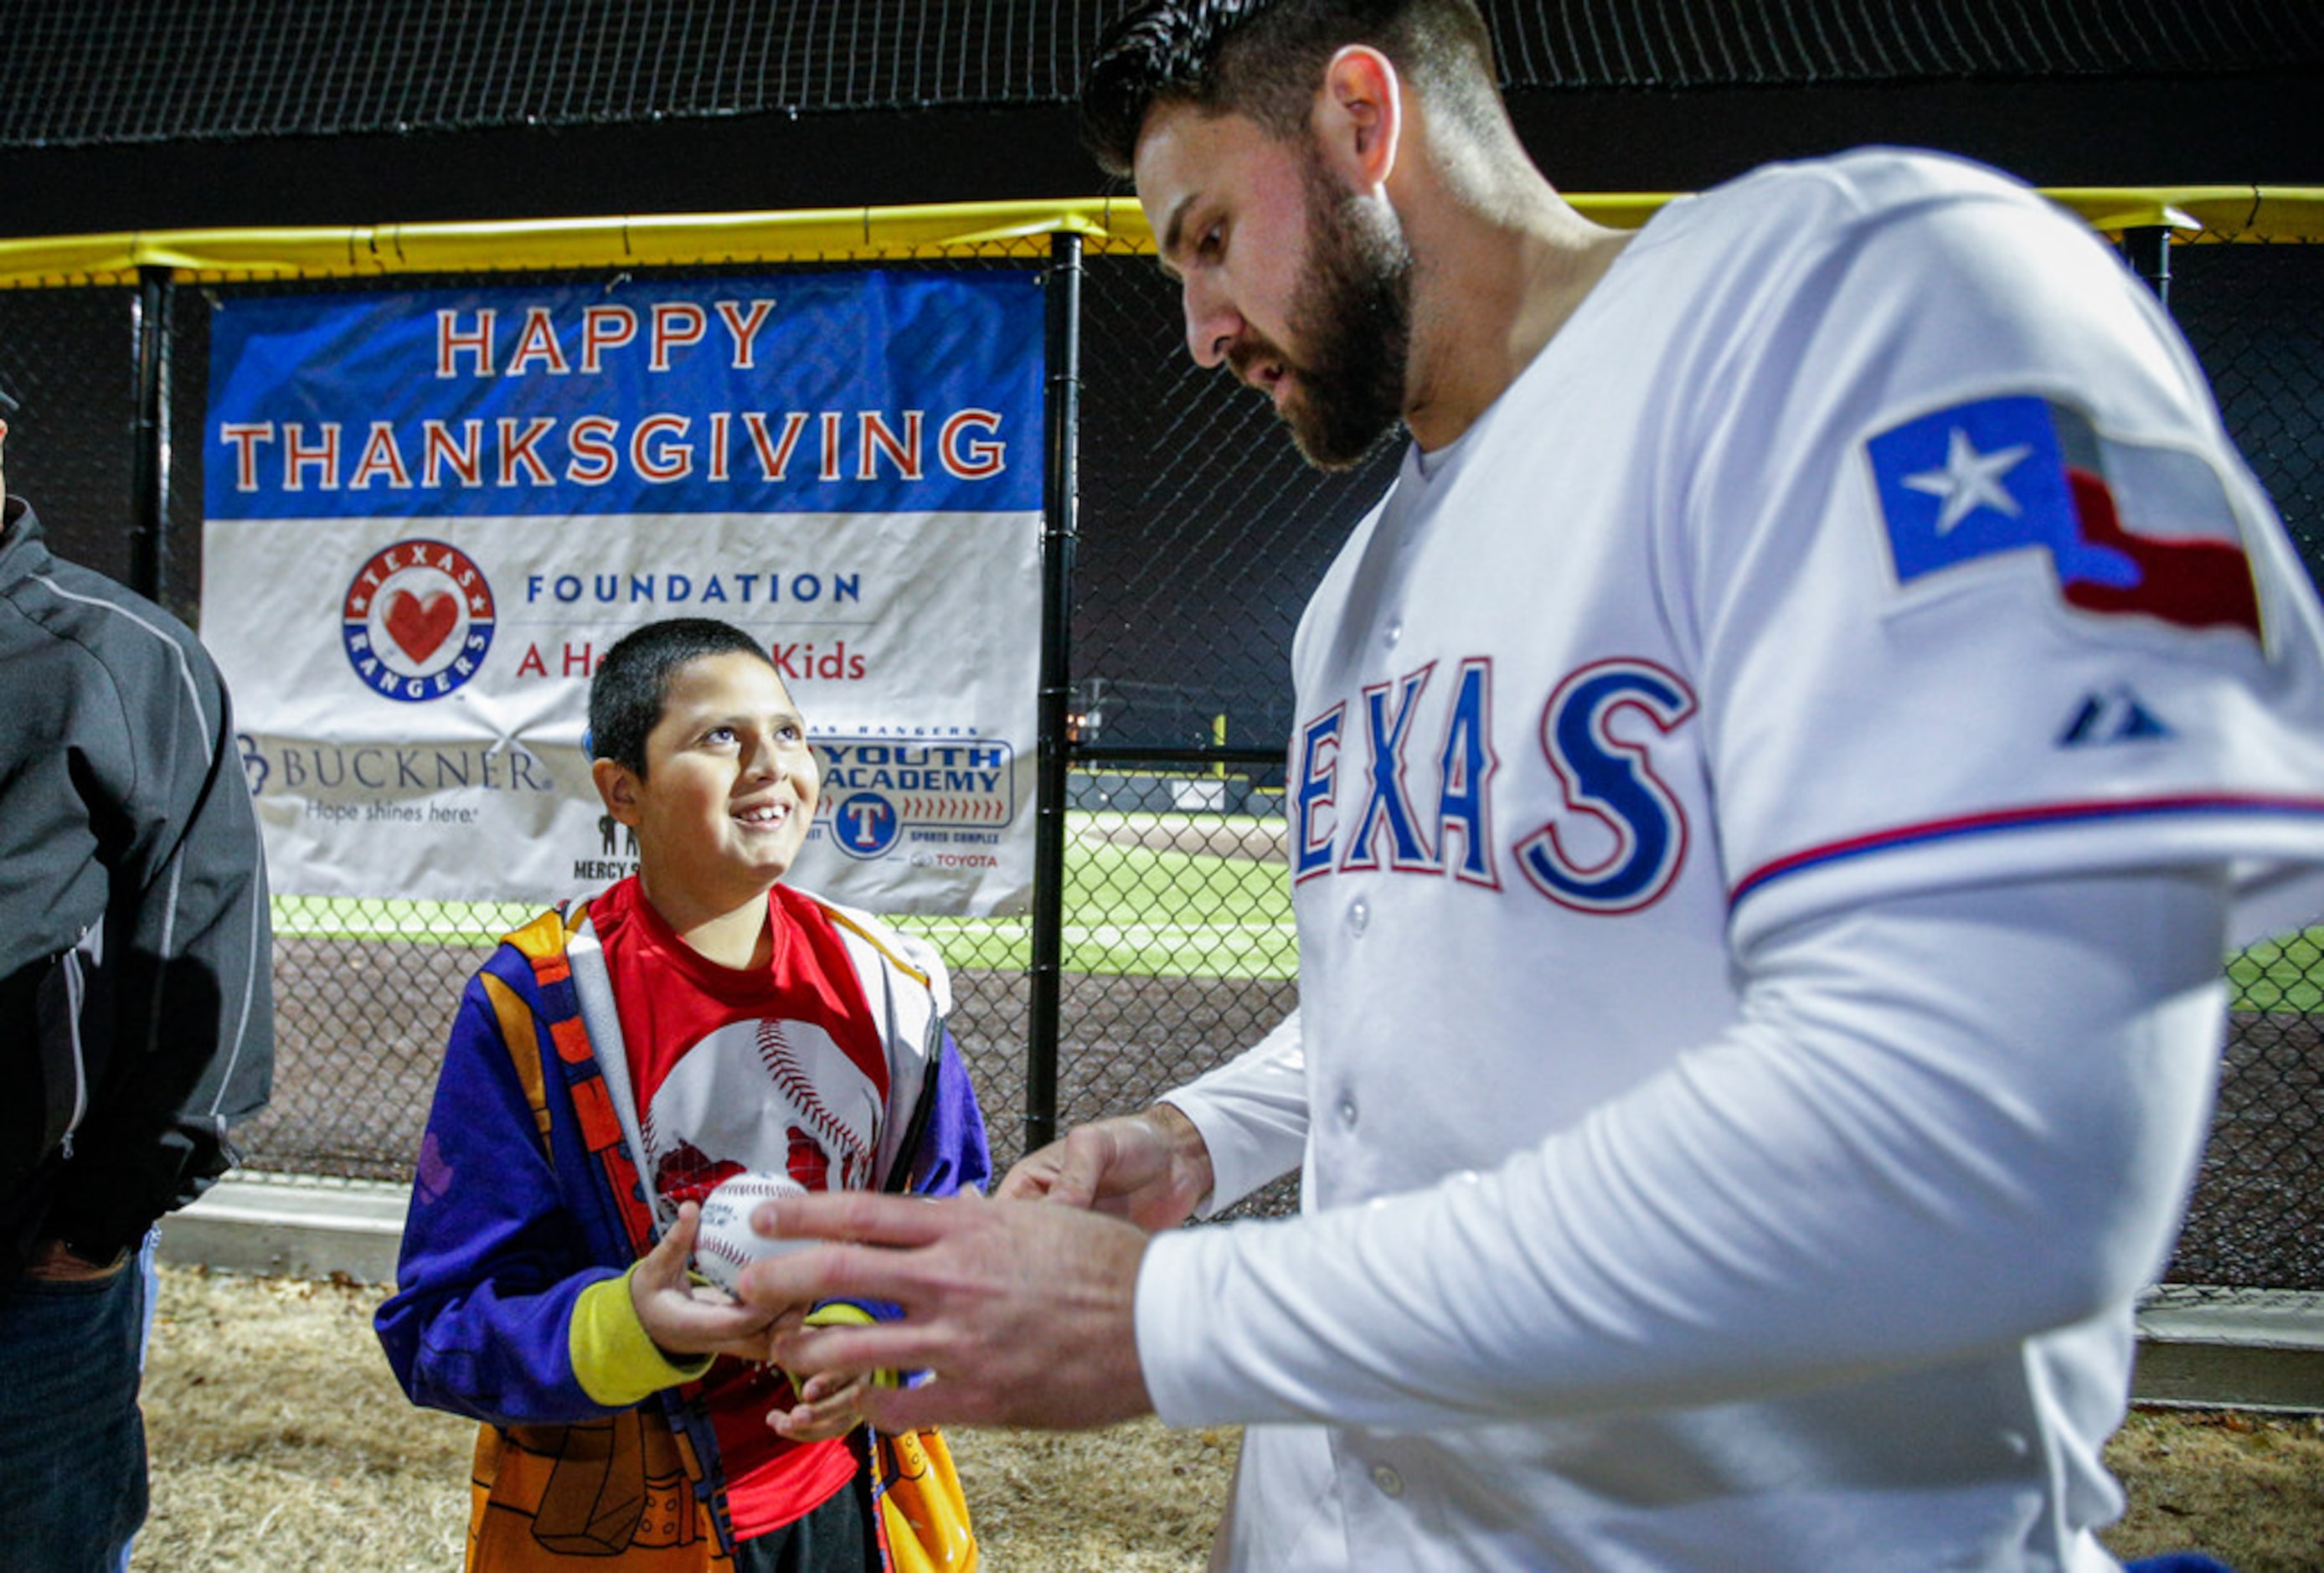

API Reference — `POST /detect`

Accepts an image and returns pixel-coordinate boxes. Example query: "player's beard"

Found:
[1262,154,1414,472]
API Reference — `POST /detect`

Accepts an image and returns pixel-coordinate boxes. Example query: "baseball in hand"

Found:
[692,1169,811,1295]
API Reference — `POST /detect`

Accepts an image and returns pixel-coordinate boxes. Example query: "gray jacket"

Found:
[0,498,273,1275]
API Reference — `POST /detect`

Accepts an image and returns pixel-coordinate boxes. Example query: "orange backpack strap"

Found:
[486,907,590,1158]
[497,903,657,1261]
[818,901,931,990]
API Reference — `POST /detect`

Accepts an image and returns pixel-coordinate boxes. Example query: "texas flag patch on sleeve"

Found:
[1866,394,2261,642]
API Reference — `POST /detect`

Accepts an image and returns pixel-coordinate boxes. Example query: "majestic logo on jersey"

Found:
[1291,656,1695,913]
[1867,395,2260,641]
[2059,685,2173,747]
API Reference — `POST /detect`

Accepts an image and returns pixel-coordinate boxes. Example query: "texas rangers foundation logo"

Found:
[1868,395,2260,641]
[342,539,497,701]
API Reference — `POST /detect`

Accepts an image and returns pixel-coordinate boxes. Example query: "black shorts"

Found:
[732,1466,877,1573]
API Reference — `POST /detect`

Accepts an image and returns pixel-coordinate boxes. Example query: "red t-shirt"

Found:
[590,878,889,1539]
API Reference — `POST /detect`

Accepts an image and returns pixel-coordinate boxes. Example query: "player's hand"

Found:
[736,1189,1155,1432]
[997,1104,1214,1231]
[631,1202,786,1362]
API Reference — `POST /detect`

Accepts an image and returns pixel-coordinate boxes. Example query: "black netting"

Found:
[1074,256,1397,756]
[1487,0,2324,88]
[0,289,145,603]
[5,222,2318,1282]
[0,0,1126,145]
[2,0,2319,150]
[2149,240,2324,1290]
[2170,240,2324,580]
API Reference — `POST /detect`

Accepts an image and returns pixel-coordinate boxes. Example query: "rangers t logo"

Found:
[1867,395,2260,641]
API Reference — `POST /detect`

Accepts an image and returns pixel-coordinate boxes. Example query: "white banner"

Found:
[201,271,1044,914]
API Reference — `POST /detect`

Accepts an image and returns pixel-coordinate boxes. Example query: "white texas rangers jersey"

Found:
[1138,149,2324,1570]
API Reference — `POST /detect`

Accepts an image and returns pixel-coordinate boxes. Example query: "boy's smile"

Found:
[605,650,820,937]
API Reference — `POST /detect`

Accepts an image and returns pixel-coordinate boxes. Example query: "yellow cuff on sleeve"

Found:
[802,1301,877,1329]
[570,1269,715,1408]
[801,1302,899,1390]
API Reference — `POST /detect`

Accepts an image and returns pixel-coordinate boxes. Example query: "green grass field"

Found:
[2226,926,2324,1013]
[265,814,2324,1002]
[269,812,1297,980]
[892,826,1294,977]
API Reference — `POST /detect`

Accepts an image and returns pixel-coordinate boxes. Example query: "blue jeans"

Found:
[117,1229,158,1572]
[0,1243,150,1573]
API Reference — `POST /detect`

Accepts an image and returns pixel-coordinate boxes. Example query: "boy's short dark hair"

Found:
[588,618,773,777]
[1080,0,1500,178]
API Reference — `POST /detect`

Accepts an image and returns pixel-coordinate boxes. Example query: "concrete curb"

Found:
[161,1172,410,1286]
[162,1173,2324,1411]
[2132,1285,2324,1412]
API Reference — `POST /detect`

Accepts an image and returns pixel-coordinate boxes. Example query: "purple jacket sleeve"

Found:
[373,955,627,1426]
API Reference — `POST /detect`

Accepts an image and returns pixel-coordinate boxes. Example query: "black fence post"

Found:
[130,266,174,605]
[2123,224,2172,307]
[1027,231,1084,1157]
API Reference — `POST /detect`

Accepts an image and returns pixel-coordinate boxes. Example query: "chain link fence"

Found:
[2,211,2317,1287]
[2158,234,2324,1293]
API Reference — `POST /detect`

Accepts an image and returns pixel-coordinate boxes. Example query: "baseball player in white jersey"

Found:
[730,3,2324,1569]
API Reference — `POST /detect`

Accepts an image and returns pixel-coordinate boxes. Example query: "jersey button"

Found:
[1348,897,1369,935]
[1370,1464,1404,1498]
[1383,618,1402,650]
[1338,1096,1358,1128]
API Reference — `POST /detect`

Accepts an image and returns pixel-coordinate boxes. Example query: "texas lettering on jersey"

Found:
[1292,656,1698,915]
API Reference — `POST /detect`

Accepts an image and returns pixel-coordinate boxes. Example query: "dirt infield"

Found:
[1074,815,1290,862]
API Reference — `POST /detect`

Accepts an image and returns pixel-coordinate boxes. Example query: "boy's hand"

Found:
[768,1302,893,1441]
[768,1368,878,1442]
[633,1202,797,1362]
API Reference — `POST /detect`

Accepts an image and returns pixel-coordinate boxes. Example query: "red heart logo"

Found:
[384,590,458,663]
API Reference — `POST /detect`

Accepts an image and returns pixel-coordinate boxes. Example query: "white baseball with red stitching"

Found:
[692,1169,809,1294]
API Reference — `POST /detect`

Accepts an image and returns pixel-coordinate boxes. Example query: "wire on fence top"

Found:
[2,187,2316,289]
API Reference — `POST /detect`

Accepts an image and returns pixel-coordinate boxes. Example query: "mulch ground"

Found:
[135,1265,2324,1572]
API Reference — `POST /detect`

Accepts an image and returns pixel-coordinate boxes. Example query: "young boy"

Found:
[377,617,989,1571]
